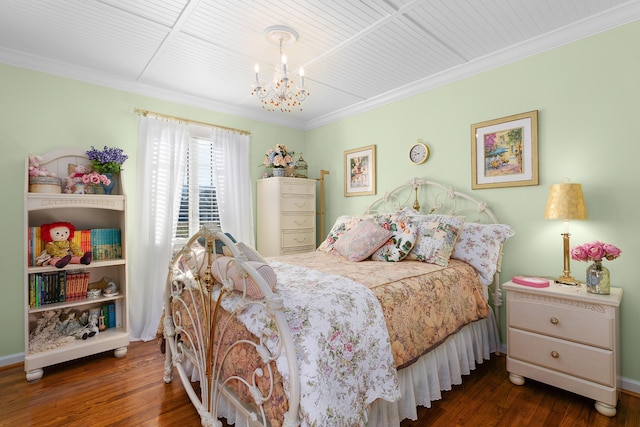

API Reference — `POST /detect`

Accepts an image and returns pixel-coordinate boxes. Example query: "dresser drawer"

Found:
[281,195,315,212]
[281,181,314,195]
[282,230,315,248]
[282,245,316,255]
[282,213,315,230]
[509,328,614,386]
[508,293,613,349]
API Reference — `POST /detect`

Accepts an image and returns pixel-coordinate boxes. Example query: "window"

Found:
[175,137,221,240]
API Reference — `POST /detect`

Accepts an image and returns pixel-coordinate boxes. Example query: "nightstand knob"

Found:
[550,317,559,325]
[551,351,560,358]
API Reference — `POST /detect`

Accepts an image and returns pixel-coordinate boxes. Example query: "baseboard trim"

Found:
[0,352,24,369]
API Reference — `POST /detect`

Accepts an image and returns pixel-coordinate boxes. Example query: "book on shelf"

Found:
[27,227,121,266]
[28,270,89,307]
[91,228,122,261]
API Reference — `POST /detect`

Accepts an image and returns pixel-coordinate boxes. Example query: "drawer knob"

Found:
[294,219,306,225]
[294,202,307,208]
[294,237,307,242]
[550,317,559,325]
[551,351,559,358]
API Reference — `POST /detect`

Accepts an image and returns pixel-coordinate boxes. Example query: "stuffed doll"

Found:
[64,163,91,194]
[41,221,92,268]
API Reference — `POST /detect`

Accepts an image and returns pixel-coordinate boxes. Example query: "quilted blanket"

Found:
[221,260,400,426]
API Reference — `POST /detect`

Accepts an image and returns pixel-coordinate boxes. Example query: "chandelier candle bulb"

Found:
[300,68,305,87]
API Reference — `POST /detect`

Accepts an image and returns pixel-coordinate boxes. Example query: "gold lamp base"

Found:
[555,232,581,286]
[555,274,581,286]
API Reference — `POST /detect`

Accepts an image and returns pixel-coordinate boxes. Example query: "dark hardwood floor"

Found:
[1,341,638,426]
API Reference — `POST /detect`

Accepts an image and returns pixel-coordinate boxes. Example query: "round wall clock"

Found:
[409,142,429,164]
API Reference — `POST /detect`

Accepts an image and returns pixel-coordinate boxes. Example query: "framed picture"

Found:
[471,110,539,189]
[344,145,376,196]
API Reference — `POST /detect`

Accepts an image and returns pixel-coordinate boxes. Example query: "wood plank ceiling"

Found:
[0,0,638,129]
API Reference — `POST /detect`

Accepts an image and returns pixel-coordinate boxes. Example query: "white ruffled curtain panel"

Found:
[129,116,253,341]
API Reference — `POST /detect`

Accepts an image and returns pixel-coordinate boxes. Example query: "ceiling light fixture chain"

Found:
[251,25,309,112]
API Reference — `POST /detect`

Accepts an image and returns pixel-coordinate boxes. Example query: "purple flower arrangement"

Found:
[86,146,128,174]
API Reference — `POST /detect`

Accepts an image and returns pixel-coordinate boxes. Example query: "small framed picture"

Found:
[344,145,376,196]
[471,110,539,189]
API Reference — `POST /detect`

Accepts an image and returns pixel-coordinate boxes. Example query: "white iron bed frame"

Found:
[162,177,505,427]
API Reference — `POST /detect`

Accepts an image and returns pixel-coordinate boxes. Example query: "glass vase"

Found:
[586,260,610,295]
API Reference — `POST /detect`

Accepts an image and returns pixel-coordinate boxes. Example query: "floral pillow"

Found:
[317,215,364,254]
[334,219,393,262]
[405,214,466,266]
[451,222,515,286]
[371,214,418,262]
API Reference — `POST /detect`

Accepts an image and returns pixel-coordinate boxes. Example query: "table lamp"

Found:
[544,180,588,285]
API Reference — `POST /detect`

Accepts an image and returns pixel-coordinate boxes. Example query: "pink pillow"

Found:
[334,219,393,262]
[212,256,277,298]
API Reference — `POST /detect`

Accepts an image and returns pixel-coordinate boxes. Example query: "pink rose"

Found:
[89,174,101,184]
[603,243,621,260]
[584,241,606,261]
[571,246,588,262]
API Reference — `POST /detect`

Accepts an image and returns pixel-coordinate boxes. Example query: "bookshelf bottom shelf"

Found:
[25,328,129,382]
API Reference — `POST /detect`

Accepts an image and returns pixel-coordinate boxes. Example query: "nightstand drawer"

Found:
[281,195,315,212]
[509,328,614,386]
[508,293,613,349]
[282,230,315,248]
[282,213,315,230]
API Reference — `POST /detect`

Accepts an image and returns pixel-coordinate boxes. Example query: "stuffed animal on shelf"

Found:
[64,163,91,194]
[41,221,92,268]
[28,154,56,177]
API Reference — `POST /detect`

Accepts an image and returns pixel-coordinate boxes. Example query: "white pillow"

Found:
[451,222,515,285]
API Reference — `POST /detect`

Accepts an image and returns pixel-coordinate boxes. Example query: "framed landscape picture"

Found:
[344,145,376,196]
[471,110,539,189]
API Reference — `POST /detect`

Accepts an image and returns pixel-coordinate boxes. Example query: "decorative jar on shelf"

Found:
[101,173,116,195]
[586,260,610,295]
[272,168,286,177]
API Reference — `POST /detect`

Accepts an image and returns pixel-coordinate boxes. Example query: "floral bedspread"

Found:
[271,252,490,368]
[221,260,400,427]
[162,250,490,426]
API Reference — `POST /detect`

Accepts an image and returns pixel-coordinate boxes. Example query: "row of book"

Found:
[28,270,90,308]
[27,227,122,267]
[98,301,120,329]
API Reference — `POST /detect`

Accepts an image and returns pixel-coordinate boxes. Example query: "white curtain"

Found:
[129,117,254,341]
[210,128,255,246]
[129,116,189,341]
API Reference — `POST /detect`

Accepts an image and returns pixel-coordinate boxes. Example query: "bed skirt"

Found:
[210,306,499,427]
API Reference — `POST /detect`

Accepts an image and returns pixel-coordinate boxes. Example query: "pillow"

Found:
[451,222,516,286]
[334,219,393,262]
[235,241,268,263]
[212,256,277,299]
[371,214,418,262]
[196,232,236,255]
[405,214,465,266]
[317,215,364,254]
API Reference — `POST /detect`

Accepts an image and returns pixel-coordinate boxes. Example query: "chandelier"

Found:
[251,26,309,112]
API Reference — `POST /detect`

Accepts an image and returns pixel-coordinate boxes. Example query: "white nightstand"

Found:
[503,280,622,416]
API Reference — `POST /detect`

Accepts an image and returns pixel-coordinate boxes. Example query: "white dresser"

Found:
[256,177,316,257]
[503,280,622,416]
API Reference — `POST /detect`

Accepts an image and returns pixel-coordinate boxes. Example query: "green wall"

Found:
[1,20,638,388]
[305,21,640,385]
[0,65,304,360]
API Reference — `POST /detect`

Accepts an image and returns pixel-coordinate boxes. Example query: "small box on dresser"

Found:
[503,280,622,416]
[256,177,316,257]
